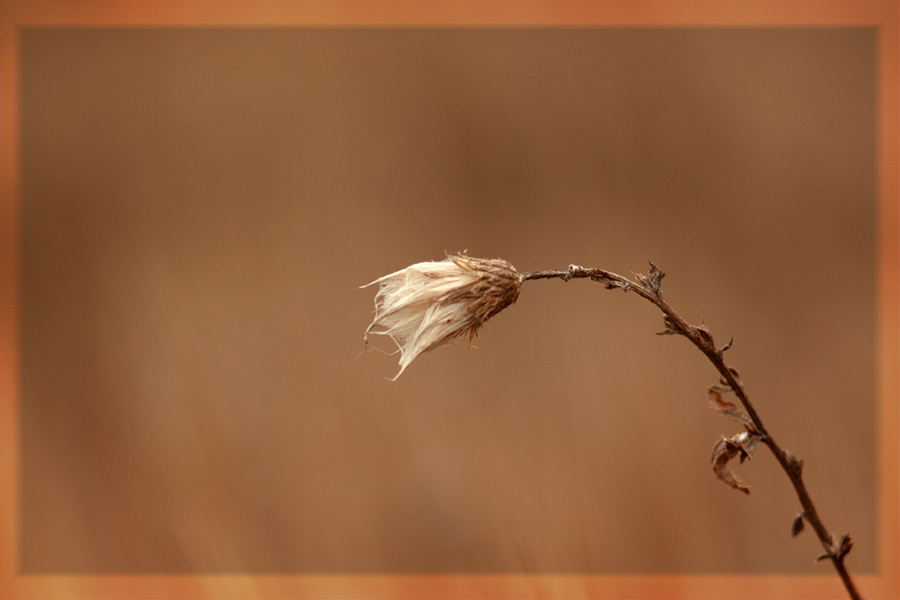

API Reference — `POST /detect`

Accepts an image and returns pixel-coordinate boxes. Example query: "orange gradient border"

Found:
[0,2,897,599]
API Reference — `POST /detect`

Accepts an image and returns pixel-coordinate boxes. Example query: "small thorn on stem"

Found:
[792,512,806,537]
[719,335,734,356]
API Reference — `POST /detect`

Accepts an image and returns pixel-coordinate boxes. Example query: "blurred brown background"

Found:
[21,28,874,573]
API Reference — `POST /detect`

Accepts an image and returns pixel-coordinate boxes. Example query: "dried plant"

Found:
[362,255,862,599]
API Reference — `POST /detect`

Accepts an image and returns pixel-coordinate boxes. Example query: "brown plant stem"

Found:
[522,264,862,600]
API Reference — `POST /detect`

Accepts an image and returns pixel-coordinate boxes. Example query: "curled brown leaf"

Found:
[708,386,754,428]
[711,432,753,494]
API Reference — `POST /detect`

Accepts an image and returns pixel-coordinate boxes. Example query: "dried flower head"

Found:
[362,254,522,379]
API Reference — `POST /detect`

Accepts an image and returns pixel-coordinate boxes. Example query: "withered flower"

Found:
[362,254,522,379]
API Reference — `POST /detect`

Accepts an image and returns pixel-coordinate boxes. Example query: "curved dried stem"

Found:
[522,264,862,600]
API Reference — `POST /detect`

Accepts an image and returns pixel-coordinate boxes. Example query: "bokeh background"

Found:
[21,28,874,573]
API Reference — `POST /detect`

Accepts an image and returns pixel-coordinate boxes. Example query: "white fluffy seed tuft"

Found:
[362,254,522,379]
